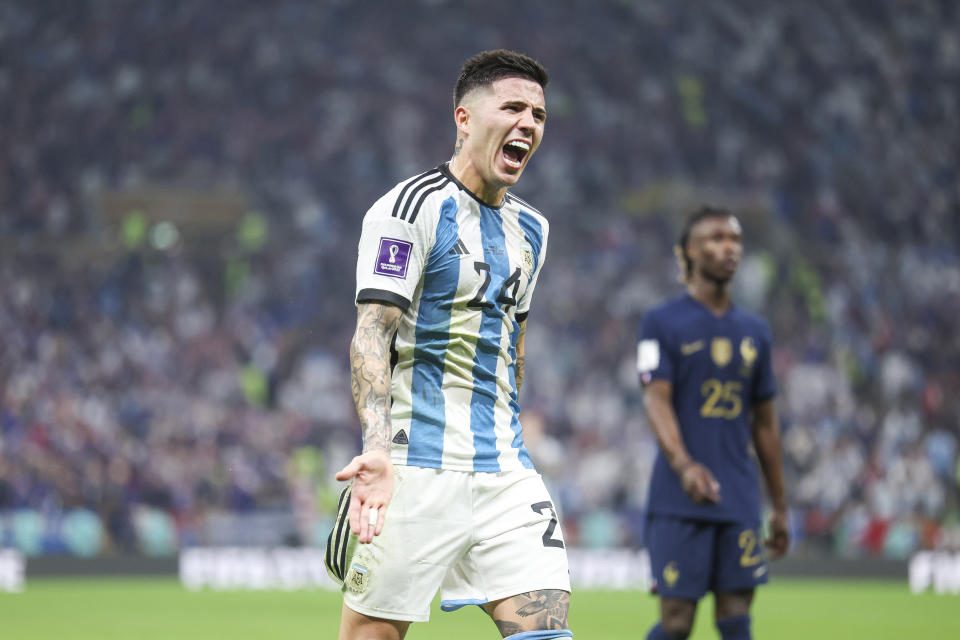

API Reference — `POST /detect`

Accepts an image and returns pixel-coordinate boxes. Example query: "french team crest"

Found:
[740,337,757,368]
[663,562,680,588]
[711,337,733,367]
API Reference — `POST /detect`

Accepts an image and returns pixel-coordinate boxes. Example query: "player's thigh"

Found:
[339,603,410,640]
[481,589,569,635]
[645,514,714,600]
[330,467,473,623]
[449,471,570,604]
[711,521,768,596]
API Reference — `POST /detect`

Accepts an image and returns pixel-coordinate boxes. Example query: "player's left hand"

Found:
[336,450,394,544]
[765,508,789,559]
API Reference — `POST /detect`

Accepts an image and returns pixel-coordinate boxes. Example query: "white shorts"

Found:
[325,466,571,622]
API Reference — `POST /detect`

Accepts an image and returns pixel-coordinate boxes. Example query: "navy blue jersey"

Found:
[637,293,776,522]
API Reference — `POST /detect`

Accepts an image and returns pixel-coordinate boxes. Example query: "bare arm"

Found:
[750,397,789,557]
[349,302,403,454]
[643,379,720,504]
[335,301,403,543]
[515,319,527,394]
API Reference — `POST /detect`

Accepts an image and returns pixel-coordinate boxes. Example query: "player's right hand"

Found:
[679,461,721,504]
[336,450,394,544]
[765,508,789,558]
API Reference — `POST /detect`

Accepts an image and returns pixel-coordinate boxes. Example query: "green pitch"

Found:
[0,578,955,638]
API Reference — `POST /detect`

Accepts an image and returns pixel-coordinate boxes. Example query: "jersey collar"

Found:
[438,163,505,211]
[684,291,736,319]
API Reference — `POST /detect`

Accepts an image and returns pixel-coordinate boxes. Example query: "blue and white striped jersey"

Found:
[355,163,549,473]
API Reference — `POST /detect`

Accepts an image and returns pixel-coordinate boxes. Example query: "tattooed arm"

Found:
[335,301,403,544]
[515,319,527,394]
[350,302,402,454]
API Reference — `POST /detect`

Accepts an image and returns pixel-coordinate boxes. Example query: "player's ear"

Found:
[454,104,470,136]
[673,245,688,283]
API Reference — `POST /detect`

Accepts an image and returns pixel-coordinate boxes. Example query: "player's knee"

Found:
[646,622,690,640]
[714,589,753,619]
[503,630,573,640]
[716,614,751,640]
[660,615,694,638]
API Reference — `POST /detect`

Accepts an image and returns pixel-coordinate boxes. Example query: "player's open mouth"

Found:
[502,139,530,169]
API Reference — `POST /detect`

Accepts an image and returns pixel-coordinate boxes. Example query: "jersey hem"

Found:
[394,457,537,474]
[342,599,430,623]
[645,507,761,524]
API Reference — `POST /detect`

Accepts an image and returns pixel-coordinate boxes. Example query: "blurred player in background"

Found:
[636,207,789,640]
[326,50,572,639]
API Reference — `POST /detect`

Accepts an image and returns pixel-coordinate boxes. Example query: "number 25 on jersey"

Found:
[700,379,743,419]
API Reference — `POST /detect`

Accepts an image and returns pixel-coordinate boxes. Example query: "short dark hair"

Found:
[676,205,733,281]
[453,49,548,108]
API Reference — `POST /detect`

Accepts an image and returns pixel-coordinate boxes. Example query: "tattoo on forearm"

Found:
[515,321,526,393]
[350,304,401,454]
[513,590,569,629]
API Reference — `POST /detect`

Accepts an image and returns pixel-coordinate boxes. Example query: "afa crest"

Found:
[710,337,733,367]
[346,563,371,593]
[663,562,680,588]
[520,241,535,275]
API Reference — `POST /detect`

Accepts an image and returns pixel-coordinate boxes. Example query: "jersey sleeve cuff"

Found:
[516,311,529,324]
[752,391,777,404]
[639,371,671,386]
[356,288,411,311]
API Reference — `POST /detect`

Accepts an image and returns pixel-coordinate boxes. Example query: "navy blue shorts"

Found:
[645,514,769,600]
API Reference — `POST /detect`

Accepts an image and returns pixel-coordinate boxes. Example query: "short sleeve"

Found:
[637,310,674,386]
[355,195,433,311]
[752,321,777,402]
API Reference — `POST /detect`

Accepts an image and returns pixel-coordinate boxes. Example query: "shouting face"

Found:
[452,76,546,204]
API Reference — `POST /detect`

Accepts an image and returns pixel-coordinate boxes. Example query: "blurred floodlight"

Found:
[150,221,180,251]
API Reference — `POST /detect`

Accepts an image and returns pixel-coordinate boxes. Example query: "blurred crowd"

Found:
[1,0,958,558]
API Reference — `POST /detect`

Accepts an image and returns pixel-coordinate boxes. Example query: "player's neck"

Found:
[448,155,506,207]
[687,278,733,316]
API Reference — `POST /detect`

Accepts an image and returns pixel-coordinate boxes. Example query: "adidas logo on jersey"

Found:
[392,429,409,445]
[448,237,470,256]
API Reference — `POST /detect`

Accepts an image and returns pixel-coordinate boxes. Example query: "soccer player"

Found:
[636,207,789,640]
[326,50,572,640]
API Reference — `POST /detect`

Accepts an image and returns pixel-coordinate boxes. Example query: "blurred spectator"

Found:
[0,0,957,557]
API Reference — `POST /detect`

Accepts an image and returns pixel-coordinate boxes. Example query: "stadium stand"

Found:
[1,0,958,559]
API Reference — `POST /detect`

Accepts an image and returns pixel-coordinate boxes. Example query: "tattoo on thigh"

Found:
[514,589,569,629]
[494,620,523,636]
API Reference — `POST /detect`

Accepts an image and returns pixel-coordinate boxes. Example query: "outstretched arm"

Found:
[643,379,720,504]
[336,301,403,544]
[751,397,789,557]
